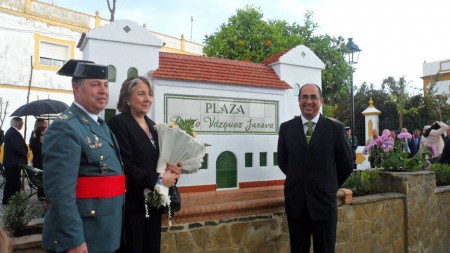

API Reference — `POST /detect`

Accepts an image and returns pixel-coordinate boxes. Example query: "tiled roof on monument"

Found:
[152,52,291,89]
[261,49,290,65]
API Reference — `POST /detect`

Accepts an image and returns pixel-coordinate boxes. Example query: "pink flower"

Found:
[381,138,394,153]
[397,132,412,140]
[364,130,394,154]
[362,147,369,155]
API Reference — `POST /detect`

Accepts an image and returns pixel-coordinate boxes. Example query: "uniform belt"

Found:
[76,175,126,198]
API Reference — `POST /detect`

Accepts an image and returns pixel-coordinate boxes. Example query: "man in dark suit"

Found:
[345,126,357,169]
[408,129,421,157]
[2,117,28,205]
[42,60,125,252]
[443,127,450,143]
[278,83,353,253]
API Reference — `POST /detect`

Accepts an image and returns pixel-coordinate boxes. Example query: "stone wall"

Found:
[13,172,450,252]
[379,171,449,253]
[161,213,290,253]
[160,193,406,253]
[436,185,450,251]
[337,193,405,253]
[160,172,450,253]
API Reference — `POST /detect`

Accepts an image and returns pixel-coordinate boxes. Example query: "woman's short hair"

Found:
[116,76,153,113]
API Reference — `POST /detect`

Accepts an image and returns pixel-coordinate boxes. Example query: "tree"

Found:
[106,0,116,22]
[307,34,352,106]
[382,76,422,129]
[204,6,352,106]
[204,6,275,62]
[423,73,450,123]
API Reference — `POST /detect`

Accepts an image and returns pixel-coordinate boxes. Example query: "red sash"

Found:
[76,175,126,198]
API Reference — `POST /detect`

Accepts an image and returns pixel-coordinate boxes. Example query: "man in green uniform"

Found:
[42,60,125,253]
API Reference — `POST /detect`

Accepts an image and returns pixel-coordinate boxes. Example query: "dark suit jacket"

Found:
[108,112,160,211]
[408,136,421,157]
[439,139,450,164]
[277,115,353,221]
[3,127,27,168]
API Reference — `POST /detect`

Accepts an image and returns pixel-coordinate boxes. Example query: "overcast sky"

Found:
[51,0,450,93]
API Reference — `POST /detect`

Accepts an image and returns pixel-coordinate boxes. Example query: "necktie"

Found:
[97,117,112,142]
[305,121,314,144]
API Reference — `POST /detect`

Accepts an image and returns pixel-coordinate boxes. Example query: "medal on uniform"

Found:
[89,135,102,149]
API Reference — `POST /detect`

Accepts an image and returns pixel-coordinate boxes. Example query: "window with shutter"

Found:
[260,152,267,167]
[216,151,237,189]
[34,33,75,71]
[245,153,253,167]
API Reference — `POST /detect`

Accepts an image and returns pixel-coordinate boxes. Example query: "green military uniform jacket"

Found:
[41,104,124,252]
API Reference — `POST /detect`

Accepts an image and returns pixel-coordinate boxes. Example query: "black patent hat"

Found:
[57,59,108,79]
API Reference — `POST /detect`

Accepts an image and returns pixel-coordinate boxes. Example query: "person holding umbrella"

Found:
[41,60,125,253]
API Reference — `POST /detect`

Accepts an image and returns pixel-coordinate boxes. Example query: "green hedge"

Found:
[430,163,450,186]
[341,169,381,196]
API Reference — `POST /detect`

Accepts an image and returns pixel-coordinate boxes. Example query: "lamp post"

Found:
[346,38,361,151]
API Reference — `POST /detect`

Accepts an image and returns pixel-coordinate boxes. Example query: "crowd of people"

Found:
[363,121,450,167]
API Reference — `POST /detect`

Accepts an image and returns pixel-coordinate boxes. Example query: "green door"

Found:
[216,151,237,189]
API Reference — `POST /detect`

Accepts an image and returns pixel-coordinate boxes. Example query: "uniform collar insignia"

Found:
[82,117,89,123]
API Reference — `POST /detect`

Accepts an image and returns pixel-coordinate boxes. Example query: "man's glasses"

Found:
[299,95,320,101]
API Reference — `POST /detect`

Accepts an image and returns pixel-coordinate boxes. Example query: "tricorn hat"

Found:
[57,59,108,79]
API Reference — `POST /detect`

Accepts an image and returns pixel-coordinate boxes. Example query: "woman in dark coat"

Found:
[108,76,181,253]
[29,125,46,199]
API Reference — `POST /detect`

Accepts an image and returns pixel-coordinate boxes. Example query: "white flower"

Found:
[154,184,170,207]
[154,123,206,174]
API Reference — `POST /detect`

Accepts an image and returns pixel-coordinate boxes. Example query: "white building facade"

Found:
[0,0,203,142]
[81,20,325,191]
[422,58,450,103]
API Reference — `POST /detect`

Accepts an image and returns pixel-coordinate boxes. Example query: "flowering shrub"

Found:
[363,130,431,171]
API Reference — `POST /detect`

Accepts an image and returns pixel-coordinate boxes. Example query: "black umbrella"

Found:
[11,99,69,117]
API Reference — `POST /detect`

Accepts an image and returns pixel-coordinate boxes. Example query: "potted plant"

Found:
[3,191,44,251]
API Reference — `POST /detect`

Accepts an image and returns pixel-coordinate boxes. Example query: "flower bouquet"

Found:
[154,123,206,174]
[143,122,206,224]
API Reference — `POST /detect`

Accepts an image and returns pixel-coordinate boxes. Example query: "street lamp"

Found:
[346,38,361,151]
